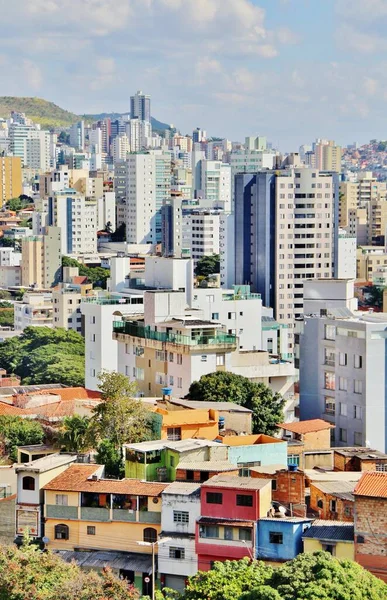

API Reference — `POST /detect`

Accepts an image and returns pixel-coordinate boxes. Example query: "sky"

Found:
[1,0,387,149]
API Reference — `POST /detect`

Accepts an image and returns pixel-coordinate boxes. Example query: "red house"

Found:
[196,475,272,571]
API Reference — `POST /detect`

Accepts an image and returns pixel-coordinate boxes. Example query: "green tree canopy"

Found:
[0,326,85,386]
[195,254,220,278]
[62,255,109,288]
[0,416,44,461]
[4,197,32,212]
[59,415,90,453]
[96,438,124,478]
[366,285,385,308]
[0,537,139,600]
[0,307,14,327]
[187,371,285,435]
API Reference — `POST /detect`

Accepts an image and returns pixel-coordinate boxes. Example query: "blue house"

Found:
[224,435,288,469]
[256,517,312,562]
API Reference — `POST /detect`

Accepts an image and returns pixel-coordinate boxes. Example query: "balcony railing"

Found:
[81,507,110,522]
[46,505,78,520]
[138,511,161,524]
[113,322,237,347]
[112,509,136,522]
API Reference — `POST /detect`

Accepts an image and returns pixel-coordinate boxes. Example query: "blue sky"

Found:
[0,0,387,149]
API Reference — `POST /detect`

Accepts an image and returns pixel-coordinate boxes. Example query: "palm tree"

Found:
[59,415,90,453]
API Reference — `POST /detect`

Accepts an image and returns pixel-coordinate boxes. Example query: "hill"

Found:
[0,96,172,132]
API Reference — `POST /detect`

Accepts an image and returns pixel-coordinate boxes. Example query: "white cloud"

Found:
[23,60,43,90]
[336,0,387,22]
[336,24,387,54]
[364,77,378,97]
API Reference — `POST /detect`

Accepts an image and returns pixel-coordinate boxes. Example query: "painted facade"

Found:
[256,518,311,562]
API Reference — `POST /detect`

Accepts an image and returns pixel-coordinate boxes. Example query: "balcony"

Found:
[113,322,237,350]
[81,507,110,522]
[46,505,78,520]
[112,509,136,522]
[138,511,161,524]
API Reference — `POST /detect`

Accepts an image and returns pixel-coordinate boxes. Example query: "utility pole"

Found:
[151,541,155,600]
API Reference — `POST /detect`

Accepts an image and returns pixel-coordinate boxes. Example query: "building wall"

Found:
[227,440,287,468]
[0,157,22,206]
[256,520,310,561]
[303,538,354,560]
[355,496,387,581]
[309,484,354,521]
[251,469,305,507]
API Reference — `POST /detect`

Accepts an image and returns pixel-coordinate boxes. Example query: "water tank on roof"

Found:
[288,464,298,472]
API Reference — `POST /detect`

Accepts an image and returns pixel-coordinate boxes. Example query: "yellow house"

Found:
[155,407,219,441]
[302,520,354,560]
[42,463,168,594]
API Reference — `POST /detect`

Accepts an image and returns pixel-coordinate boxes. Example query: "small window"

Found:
[354,355,363,369]
[329,499,337,513]
[22,476,35,491]
[224,526,233,540]
[354,380,363,394]
[344,506,352,517]
[216,353,225,366]
[339,428,347,443]
[354,431,363,446]
[143,528,157,543]
[201,355,207,362]
[55,524,69,540]
[239,528,252,541]
[212,312,219,320]
[169,547,185,559]
[173,510,189,523]
[339,402,347,416]
[339,352,347,366]
[236,494,253,507]
[271,479,277,491]
[206,492,223,504]
[55,494,68,506]
[167,427,181,441]
[87,526,96,535]
[269,532,283,544]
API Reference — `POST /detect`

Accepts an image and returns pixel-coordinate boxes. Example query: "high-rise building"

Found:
[0,157,22,206]
[126,119,152,152]
[9,123,50,170]
[125,151,171,245]
[234,168,337,352]
[130,90,151,122]
[21,226,61,288]
[69,121,85,150]
[111,134,130,161]
[192,128,206,143]
[314,139,342,172]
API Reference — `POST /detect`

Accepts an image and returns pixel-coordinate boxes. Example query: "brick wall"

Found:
[251,469,304,507]
[310,484,354,521]
[355,496,387,582]
[303,430,331,451]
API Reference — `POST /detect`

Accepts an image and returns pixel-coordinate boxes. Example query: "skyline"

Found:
[1,1,387,149]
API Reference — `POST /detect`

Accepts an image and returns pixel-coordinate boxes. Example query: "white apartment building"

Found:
[219,213,234,288]
[14,292,53,331]
[46,189,97,255]
[97,191,116,232]
[158,482,201,591]
[197,160,231,212]
[9,123,50,170]
[52,287,83,333]
[126,119,152,152]
[0,266,21,287]
[0,247,21,266]
[187,210,221,265]
[297,279,387,453]
[111,134,130,162]
[336,230,356,279]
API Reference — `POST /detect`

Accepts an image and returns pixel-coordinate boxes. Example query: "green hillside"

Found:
[0,97,81,129]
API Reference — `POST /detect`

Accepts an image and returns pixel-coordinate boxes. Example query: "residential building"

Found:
[127,119,152,152]
[156,407,220,442]
[195,160,231,212]
[357,246,387,280]
[111,134,130,162]
[219,212,235,288]
[315,140,342,172]
[333,447,387,472]
[21,227,61,289]
[216,434,288,472]
[53,284,90,333]
[97,191,116,232]
[0,157,22,206]
[196,475,272,570]
[256,518,312,562]
[0,265,21,287]
[298,282,387,452]
[42,463,167,594]
[367,198,387,245]
[309,480,355,521]
[276,420,334,470]
[192,128,206,143]
[339,181,358,229]
[69,121,85,151]
[354,472,387,582]
[234,168,337,354]
[130,90,151,122]
[164,399,252,435]
[0,247,22,266]
[186,209,221,264]
[158,482,201,591]
[302,520,354,559]
[250,466,305,512]
[9,123,50,170]
[336,230,356,279]
[14,292,53,331]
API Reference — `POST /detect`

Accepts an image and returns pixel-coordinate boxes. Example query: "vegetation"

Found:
[62,255,109,288]
[110,222,126,242]
[0,96,83,129]
[0,536,139,600]
[90,372,153,477]
[181,554,387,600]
[0,307,14,327]
[58,415,90,453]
[0,290,11,300]
[187,371,285,435]
[0,326,85,386]
[0,416,44,462]
[5,196,33,212]
[366,284,385,308]
[195,253,220,278]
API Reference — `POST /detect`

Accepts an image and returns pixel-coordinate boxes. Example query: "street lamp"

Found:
[137,537,171,600]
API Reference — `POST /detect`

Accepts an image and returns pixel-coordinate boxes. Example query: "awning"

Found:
[56,550,152,573]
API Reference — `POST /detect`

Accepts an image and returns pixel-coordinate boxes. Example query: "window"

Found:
[169,547,185,559]
[344,505,352,517]
[228,312,236,319]
[212,312,219,320]
[87,526,96,535]
[200,525,219,538]
[324,372,335,391]
[22,476,35,491]
[239,528,252,541]
[90,333,96,342]
[272,479,277,491]
[156,350,166,362]
[354,355,363,369]
[324,347,335,366]
[324,397,335,416]
[206,492,223,504]
[354,431,363,446]
[143,528,157,543]
[169,352,174,362]
[329,499,337,513]
[324,324,336,340]
[201,355,207,362]
[216,354,225,366]
[177,354,183,365]
[339,402,347,416]
[54,524,69,540]
[339,428,347,443]
[287,455,300,467]
[236,494,253,507]
[167,427,181,441]
[339,377,347,391]
[55,494,68,506]
[269,532,283,544]
[224,527,233,540]
[339,352,347,366]
[322,544,335,555]
[173,510,189,524]
[354,405,362,420]
[354,380,363,394]
[155,372,164,384]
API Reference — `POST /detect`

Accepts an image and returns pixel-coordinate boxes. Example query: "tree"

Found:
[5,197,31,212]
[90,372,153,447]
[0,308,14,327]
[187,372,285,435]
[0,416,44,461]
[366,285,385,308]
[111,222,126,242]
[0,290,11,300]
[96,439,124,478]
[62,256,109,289]
[0,536,139,600]
[59,415,90,453]
[0,301,13,308]
[195,254,220,278]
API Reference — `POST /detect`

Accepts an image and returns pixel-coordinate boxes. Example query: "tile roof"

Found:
[43,464,168,495]
[277,419,335,434]
[354,472,387,499]
[302,520,354,542]
[25,387,101,401]
[201,474,271,491]
[0,402,24,416]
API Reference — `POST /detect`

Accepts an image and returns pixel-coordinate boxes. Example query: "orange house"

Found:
[155,407,219,441]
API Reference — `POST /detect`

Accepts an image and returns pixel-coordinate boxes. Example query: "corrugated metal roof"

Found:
[311,480,356,500]
[201,475,270,490]
[304,470,362,483]
[302,520,354,542]
[56,550,152,573]
[354,472,387,499]
[162,482,201,496]
[177,460,237,472]
[167,399,252,413]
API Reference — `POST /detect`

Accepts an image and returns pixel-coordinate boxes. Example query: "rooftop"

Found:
[16,453,76,473]
[43,464,168,495]
[302,520,354,542]
[162,481,201,496]
[304,470,362,483]
[166,398,252,413]
[56,550,152,574]
[124,438,220,453]
[333,447,387,460]
[277,419,335,434]
[250,464,298,475]
[201,475,271,491]
[259,517,311,523]
[177,460,237,472]
[310,480,356,501]
[354,471,387,499]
